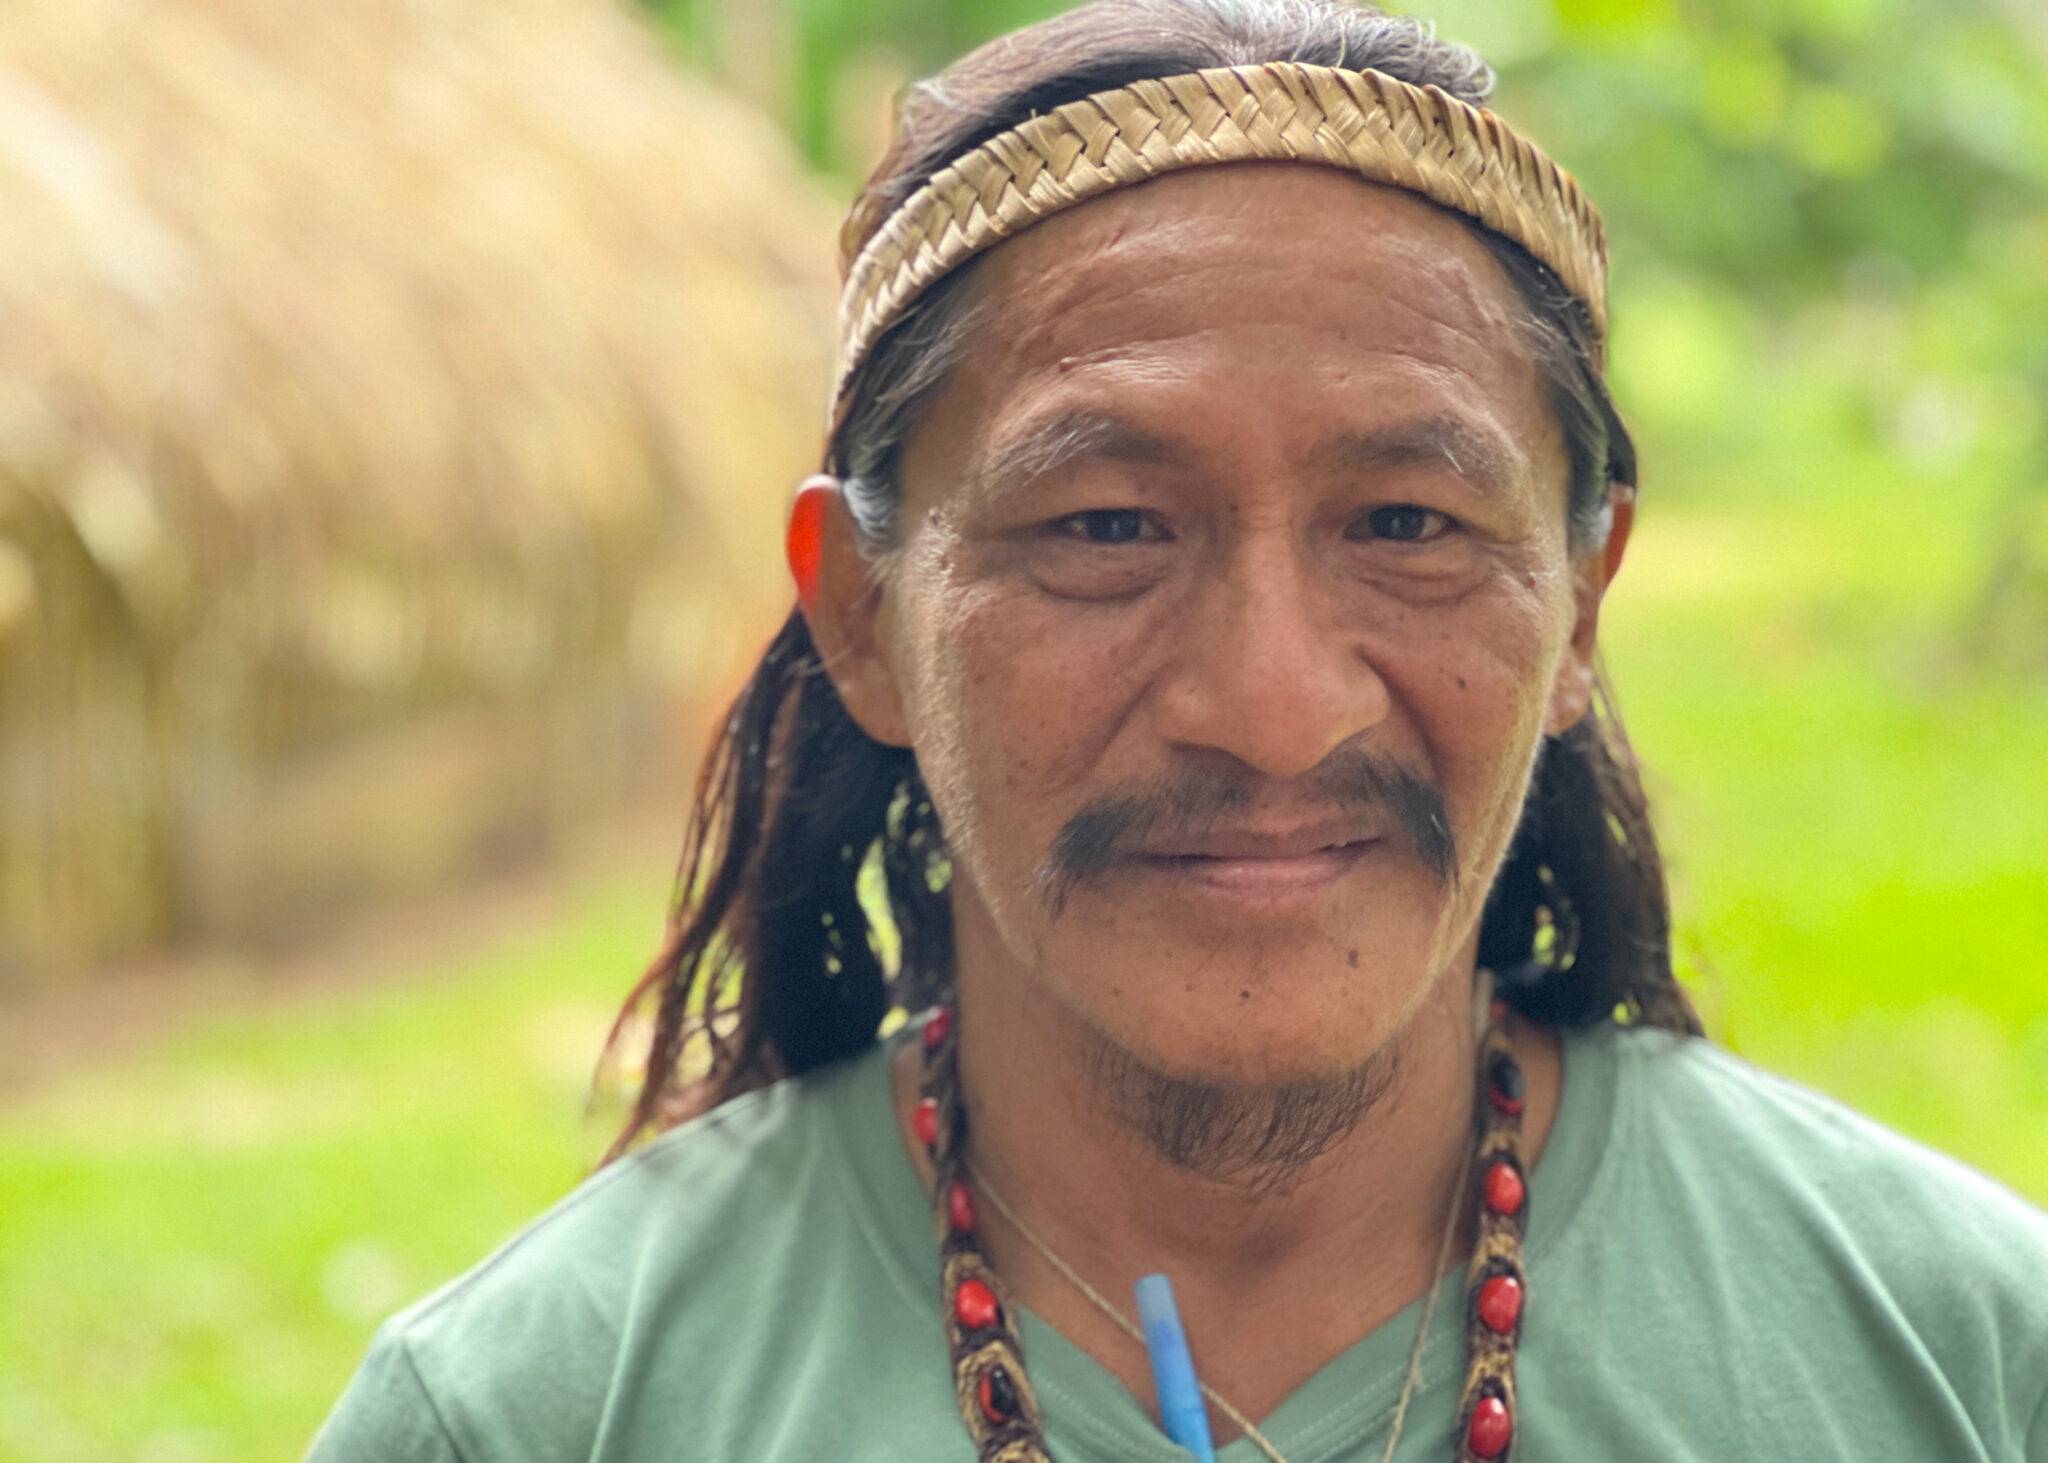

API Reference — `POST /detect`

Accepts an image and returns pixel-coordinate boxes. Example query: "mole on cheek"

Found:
[1346,949,1359,968]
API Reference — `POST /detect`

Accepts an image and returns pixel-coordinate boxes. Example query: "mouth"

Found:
[1131,837,1381,909]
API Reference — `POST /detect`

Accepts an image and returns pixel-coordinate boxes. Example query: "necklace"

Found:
[912,975,1530,1462]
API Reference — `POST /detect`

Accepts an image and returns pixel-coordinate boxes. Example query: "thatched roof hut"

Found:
[0,0,836,975]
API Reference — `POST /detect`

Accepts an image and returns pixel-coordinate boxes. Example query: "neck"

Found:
[891,932,1563,1438]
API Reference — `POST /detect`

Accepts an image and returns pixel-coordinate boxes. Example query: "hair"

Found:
[601,0,1700,1161]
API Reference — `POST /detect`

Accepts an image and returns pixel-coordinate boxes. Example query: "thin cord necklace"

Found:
[912,973,1531,1462]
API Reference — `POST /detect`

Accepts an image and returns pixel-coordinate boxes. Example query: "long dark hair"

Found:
[602,0,1699,1161]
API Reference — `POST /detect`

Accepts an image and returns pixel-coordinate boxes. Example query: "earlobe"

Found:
[1544,658,1596,738]
[789,475,914,748]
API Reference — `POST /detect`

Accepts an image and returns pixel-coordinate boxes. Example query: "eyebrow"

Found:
[1323,415,1525,498]
[965,405,1527,510]
[967,407,1183,511]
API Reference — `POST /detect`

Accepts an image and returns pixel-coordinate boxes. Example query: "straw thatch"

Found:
[0,0,836,977]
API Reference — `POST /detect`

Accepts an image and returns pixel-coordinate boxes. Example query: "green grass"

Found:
[0,878,668,1463]
[4,473,2045,1462]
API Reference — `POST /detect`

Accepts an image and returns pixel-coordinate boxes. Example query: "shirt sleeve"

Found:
[305,1329,466,1463]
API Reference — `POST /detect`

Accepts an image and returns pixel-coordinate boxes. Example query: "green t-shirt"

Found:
[309,1022,2048,1461]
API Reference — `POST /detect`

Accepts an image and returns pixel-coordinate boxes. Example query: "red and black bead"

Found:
[1486,1053,1526,1117]
[977,1365,1020,1426]
[947,1180,977,1233]
[953,1276,1001,1332]
[1483,1160,1526,1218]
[923,1005,955,1052]
[913,1097,941,1149]
[1476,1271,1523,1335]
[1467,1393,1513,1458]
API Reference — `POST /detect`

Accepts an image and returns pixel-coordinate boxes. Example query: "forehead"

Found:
[902,163,1553,494]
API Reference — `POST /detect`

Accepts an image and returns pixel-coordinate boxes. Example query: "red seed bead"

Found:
[1477,1273,1524,1334]
[923,1005,954,1051]
[1484,1160,1526,1217]
[1468,1396,1513,1458]
[912,1097,940,1149]
[947,1180,977,1233]
[954,1276,1000,1331]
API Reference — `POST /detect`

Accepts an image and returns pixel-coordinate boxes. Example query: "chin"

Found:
[1048,935,1432,1091]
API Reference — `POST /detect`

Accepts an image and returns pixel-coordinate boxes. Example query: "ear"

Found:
[789,475,913,747]
[1543,484,1634,737]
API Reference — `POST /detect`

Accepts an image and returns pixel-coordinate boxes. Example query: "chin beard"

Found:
[1077,1027,1402,1194]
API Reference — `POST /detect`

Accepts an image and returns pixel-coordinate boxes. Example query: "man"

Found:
[312,2,2048,1459]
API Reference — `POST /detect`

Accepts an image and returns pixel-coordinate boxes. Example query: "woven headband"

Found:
[831,61,1609,431]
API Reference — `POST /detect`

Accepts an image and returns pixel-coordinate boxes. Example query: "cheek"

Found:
[894,576,1148,886]
[1392,567,1572,874]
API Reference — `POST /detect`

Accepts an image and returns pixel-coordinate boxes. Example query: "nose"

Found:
[1149,530,1390,779]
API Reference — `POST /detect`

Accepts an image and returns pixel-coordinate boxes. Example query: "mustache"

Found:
[1035,749,1458,917]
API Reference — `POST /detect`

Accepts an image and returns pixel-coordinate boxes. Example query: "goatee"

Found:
[1078,1026,1402,1195]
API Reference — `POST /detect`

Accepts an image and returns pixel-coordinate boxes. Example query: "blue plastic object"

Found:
[1136,1273,1216,1463]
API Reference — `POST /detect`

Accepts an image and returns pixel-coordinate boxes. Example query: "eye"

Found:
[1357,505,1452,543]
[1050,508,1158,544]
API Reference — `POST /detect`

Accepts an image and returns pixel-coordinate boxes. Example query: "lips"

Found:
[1131,830,1381,910]
[1137,822,1375,861]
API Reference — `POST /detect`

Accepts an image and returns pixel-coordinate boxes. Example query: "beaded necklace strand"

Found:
[911,976,1531,1462]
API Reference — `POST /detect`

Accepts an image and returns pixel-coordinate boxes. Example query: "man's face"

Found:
[835,164,1605,1088]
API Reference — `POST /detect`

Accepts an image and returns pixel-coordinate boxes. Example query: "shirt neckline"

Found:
[823,1012,1625,1461]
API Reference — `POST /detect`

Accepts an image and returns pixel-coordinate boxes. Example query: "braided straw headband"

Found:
[831,61,1609,433]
